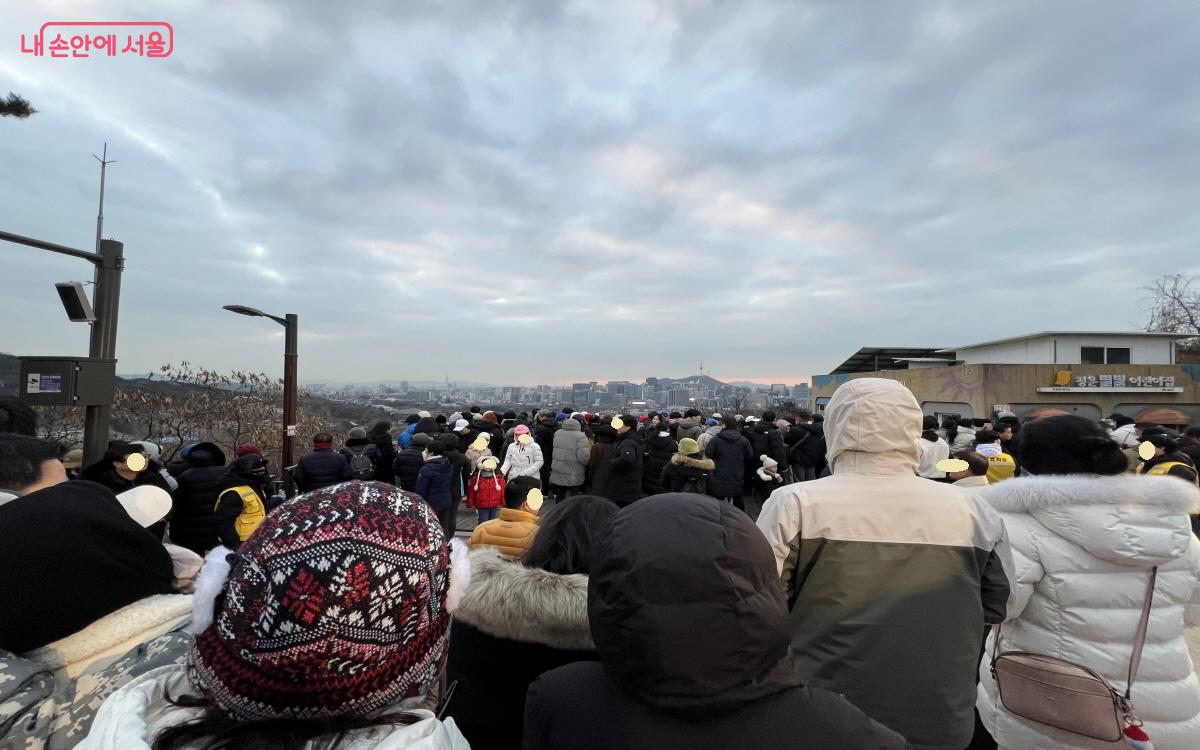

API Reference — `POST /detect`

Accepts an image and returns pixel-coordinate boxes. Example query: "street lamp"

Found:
[223,305,298,493]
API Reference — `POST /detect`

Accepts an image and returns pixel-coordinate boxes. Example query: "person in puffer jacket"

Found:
[169,442,229,554]
[446,495,618,750]
[549,416,590,502]
[523,493,909,749]
[641,427,677,496]
[466,456,507,524]
[976,415,1200,750]
[757,378,1009,750]
[659,438,715,494]
[500,425,544,481]
[393,432,432,491]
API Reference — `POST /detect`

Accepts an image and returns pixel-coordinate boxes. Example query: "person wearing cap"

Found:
[213,453,273,548]
[523,494,908,750]
[469,475,543,558]
[500,424,544,482]
[973,429,1016,484]
[81,441,173,496]
[660,437,715,494]
[132,440,181,492]
[81,481,470,749]
[294,432,351,493]
[696,416,723,453]
[675,408,705,442]
[607,415,645,507]
[61,447,84,480]
[1136,433,1199,486]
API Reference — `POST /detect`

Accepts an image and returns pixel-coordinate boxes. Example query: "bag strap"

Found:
[990,566,1158,699]
[1125,566,1157,699]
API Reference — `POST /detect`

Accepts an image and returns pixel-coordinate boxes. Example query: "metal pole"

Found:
[282,313,298,495]
[82,238,124,465]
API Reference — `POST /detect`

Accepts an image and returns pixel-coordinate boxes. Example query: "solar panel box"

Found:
[17,356,116,407]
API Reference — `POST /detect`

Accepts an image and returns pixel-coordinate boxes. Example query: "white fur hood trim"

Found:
[983,474,1200,513]
[983,474,1200,566]
[453,549,593,651]
[24,594,192,674]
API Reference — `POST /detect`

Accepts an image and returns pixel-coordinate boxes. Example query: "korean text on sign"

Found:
[20,22,173,58]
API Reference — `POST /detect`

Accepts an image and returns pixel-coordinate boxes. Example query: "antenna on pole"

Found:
[92,143,115,252]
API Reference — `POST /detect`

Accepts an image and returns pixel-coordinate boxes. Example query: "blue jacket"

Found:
[415,456,454,510]
[398,423,417,449]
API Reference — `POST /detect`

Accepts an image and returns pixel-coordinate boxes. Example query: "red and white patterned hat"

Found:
[188,480,452,720]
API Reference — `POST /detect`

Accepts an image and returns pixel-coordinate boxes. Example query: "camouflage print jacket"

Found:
[0,595,192,750]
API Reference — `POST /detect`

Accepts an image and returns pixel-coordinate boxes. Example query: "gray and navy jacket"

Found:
[757,377,1010,750]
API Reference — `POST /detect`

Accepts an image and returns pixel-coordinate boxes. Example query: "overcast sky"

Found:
[3,1,1199,385]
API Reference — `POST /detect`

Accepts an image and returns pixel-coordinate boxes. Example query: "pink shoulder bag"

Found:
[989,567,1157,743]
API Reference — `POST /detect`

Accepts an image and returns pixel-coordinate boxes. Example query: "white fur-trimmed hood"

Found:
[452,549,593,651]
[983,474,1200,566]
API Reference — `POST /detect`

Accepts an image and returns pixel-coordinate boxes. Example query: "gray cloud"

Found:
[2,0,1199,385]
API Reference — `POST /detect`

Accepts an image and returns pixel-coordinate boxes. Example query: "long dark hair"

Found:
[153,694,419,750]
[943,417,959,446]
[1019,415,1127,476]
[522,495,618,575]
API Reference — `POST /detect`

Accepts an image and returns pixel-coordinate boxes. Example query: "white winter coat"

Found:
[1111,423,1139,449]
[950,427,976,454]
[500,440,543,481]
[81,665,470,749]
[915,437,950,478]
[977,474,1200,750]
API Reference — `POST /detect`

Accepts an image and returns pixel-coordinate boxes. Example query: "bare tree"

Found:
[1143,273,1200,361]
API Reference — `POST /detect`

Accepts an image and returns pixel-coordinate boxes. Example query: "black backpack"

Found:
[346,446,375,480]
[680,473,708,495]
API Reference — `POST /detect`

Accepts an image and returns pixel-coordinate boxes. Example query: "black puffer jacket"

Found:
[641,432,677,495]
[748,422,788,470]
[786,422,826,468]
[293,447,349,492]
[524,494,908,750]
[588,426,618,497]
[607,431,644,507]
[704,428,753,498]
[660,453,715,494]
[533,420,558,485]
[368,433,398,484]
[393,441,428,492]
[445,550,594,750]
[169,442,228,554]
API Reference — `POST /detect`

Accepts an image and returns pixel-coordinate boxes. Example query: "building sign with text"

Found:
[1037,371,1183,393]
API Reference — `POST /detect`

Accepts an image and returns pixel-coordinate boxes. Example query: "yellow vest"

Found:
[986,453,1016,484]
[1136,461,1200,486]
[217,485,267,541]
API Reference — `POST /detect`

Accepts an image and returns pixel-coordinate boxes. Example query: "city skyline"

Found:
[4,2,1199,383]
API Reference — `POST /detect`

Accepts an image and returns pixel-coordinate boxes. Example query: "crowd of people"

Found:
[1,387,1199,749]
